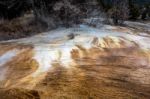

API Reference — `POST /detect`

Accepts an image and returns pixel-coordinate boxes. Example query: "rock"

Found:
[0,25,150,98]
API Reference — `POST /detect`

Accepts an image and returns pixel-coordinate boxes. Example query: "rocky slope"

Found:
[0,24,150,99]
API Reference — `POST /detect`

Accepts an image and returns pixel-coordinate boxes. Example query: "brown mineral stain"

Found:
[0,39,150,99]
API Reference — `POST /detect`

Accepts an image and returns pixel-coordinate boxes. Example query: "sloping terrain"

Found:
[0,24,150,99]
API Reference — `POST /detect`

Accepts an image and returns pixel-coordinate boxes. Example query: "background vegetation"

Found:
[0,0,149,40]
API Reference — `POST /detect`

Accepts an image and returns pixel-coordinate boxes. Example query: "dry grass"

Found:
[0,14,47,41]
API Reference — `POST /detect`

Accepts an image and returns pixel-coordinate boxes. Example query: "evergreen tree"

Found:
[128,0,140,19]
[109,0,129,25]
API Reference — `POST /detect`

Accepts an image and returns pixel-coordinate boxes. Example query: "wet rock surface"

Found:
[0,25,150,99]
